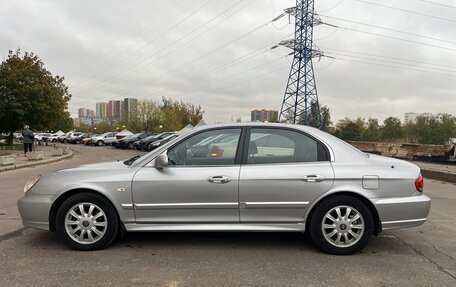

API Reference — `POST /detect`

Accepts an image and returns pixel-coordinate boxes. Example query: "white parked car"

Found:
[91,132,117,146]
[47,133,63,142]
[35,133,52,142]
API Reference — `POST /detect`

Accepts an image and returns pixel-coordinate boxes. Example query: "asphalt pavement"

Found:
[0,145,455,286]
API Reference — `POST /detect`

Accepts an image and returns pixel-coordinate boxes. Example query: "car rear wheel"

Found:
[309,195,373,255]
[55,193,119,251]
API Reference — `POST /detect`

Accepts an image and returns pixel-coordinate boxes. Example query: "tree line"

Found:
[2,50,453,145]
[0,50,73,145]
[316,106,455,145]
[82,98,204,134]
[0,49,203,142]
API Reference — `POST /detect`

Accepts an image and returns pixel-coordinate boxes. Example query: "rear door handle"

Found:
[302,175,325,183]
[208,175,231,184]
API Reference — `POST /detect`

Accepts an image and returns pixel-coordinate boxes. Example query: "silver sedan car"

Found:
[18,123,431,254]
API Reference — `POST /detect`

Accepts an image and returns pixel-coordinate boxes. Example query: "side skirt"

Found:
[124,223,307,232]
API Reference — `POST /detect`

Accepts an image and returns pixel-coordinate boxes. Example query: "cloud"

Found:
[1,0,455,125]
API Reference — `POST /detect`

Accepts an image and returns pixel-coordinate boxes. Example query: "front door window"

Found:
[167,129,242,166]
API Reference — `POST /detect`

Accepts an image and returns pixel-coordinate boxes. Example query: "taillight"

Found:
[415,174,424,192]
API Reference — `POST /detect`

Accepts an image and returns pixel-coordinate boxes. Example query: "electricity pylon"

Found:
[278,0,323,127]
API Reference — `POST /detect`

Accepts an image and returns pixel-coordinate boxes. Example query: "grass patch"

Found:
[0,144,23,151]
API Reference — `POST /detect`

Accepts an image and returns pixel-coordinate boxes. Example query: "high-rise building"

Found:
[95,102,108,119]
[96,102,102,118]
[107,100,114,119]
[78,108,95,118]
[113,100,122,122]
[123,98,138,120]
[251,109,279,122]
[78,108,86,118]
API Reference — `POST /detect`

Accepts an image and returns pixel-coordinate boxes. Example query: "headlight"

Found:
[24,175,40,193]
[152,142,160,147]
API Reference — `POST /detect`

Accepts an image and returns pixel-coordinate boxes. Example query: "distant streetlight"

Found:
[159,125,163,130]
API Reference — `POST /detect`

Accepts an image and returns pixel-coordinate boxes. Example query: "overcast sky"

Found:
[1,0,455,124]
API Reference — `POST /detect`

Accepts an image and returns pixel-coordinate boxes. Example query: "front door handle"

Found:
[302,174,325,183]
[208,175,231,184]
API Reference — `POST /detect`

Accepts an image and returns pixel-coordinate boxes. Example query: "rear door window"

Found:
[247,128,328,164]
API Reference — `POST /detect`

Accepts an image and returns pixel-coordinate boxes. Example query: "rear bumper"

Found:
[372,194,431,231]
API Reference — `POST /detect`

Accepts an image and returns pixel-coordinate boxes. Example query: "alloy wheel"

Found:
[64,202,108,245]
[321,205,365,248]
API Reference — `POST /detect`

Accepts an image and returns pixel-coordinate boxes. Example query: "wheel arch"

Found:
[305,191,381,235]
[49,188,124,234]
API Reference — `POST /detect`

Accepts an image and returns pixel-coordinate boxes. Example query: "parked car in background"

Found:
[18,123,431,254]
[118,133,151,149]
[58,133,69,143]
[35,133,52,142]
[69,133,91,144]
[90,132,117,146]
[112,134,133,148]
[58,132,76,143]
[83,134,97,145]
[147,133,179,151]
[135,132,176,150]
[46,133,61,142]
[13,132,23,140]
[66,132,83,144]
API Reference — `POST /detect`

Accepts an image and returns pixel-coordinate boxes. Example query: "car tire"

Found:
[97,140,104,146]
[309,195,373,255]
[55,193,119,251]
[127,143,133,149]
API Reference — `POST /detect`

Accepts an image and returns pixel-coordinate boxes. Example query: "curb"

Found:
[421,168,456,184]
[0,149,73,172]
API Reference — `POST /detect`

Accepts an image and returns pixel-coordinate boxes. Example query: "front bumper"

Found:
[372,194,431,231]
[17,194,55,231]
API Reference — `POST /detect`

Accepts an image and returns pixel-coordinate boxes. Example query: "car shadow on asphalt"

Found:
[115,231,315,251]
[15,228,413,256]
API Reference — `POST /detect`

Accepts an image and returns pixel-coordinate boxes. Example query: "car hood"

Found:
[55,161,128,173]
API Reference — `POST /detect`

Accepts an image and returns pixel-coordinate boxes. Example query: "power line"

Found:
[80,15,275,101]
[355,0,456,23]
[332,55,456,77]
[315,58,336,70]
[183,59,290,101]
[68,0,186,81]
[317,0,346,12]
[319,46,456,70]
[117,33,293,99]
[314,28,339,41]
[71,0,216,88]
[328,24,456,52]
[327,51,456,74]
[418,0,456,9]
[320,15,456,46]
[72,0,258,94]
[86,27,291,103]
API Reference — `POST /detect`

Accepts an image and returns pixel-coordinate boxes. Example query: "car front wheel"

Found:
[55,193,119,251]
[97,140,104,146]
[309,195,373,255]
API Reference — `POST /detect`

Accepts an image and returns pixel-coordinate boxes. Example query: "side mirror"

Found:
[154,153,168,168]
